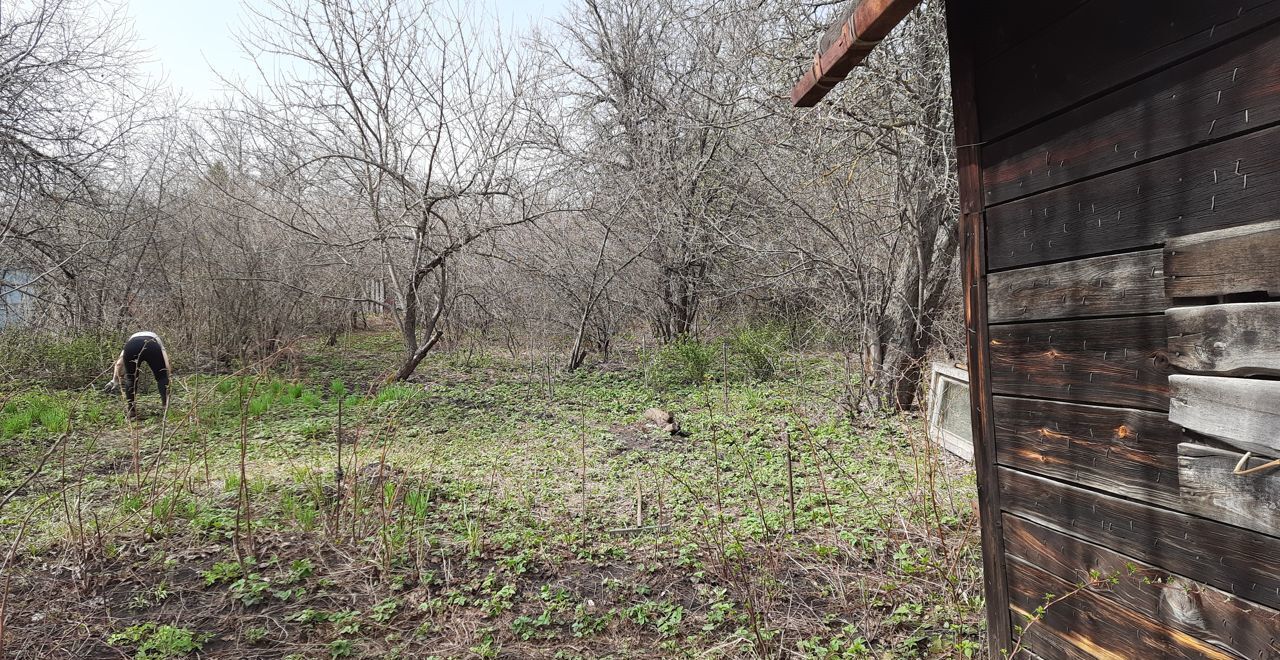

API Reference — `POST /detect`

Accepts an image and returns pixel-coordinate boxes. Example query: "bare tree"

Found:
[546,0,775,343]
[0,0,963,412]
[231,0,566,380]
[749,1,959,410]
[0,0,154,322]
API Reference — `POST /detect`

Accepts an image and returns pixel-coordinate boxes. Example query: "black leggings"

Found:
[122,335,169,415]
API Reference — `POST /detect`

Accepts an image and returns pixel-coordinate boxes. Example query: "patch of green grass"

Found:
[0,391,70,438]
[371,383,422,407]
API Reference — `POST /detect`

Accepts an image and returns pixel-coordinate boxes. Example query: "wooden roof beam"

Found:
[790,0,922,107]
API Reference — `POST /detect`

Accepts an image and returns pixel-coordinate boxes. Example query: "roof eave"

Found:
[790,0,923,107]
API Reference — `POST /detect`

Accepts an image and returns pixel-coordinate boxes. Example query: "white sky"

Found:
[124,0,568,103]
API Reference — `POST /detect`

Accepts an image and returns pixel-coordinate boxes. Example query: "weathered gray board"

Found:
[1165,219,1280,298]
[1169,375,1280,457]
[987,249,1166,323]
[1168,303,1280,376]
[1178,443,1280,539]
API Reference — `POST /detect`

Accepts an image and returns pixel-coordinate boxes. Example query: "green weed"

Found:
[108,623,210,659]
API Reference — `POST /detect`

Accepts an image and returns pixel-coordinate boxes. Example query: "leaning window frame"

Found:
[926,362,973,462]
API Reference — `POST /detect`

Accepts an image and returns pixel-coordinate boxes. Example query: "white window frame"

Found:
[927,362,973,462]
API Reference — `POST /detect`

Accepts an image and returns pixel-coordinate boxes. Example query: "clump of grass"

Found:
[0,391,70,438]
[372,384,421,407]
[648,325,788,386]
[217,377,327,417]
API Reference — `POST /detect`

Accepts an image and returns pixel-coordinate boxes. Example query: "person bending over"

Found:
[109,331,172,419]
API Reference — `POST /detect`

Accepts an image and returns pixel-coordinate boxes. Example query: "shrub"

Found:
[650,335,716,386]
[727,324,787,381]
[648,326,789,386]
[0,330,117,388]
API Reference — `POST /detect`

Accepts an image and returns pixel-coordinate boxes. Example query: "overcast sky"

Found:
[125,0,568,103]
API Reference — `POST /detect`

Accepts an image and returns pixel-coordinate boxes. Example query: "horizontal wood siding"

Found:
[969,4,1280,655]
[1010,626,1095,660]
[987,250,1166,323]
[1005,514,1280,659]
[973,0,1089,67]
[989,316,1172,410]
[999,468,1280,611]
[1007,557,1237,659]
[986,124,1280,271]
[1165,219,1280,298]
[992,397,1180,498]
[982,23,1280,205]
[976,0,1280,139]
[993,396,1279,537]
[1168,302,1280,375]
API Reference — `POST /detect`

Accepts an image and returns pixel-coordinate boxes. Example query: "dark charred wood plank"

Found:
[1169,375,1280,457]
[987,249,1166,323]
[986,125,1280,271]
[1016,648,1051,660]
[993,397,1179,504]
[974,0,1089,66]
[1179,443,1280,538]
[1007,515,1277,658]
[989,316,1172,411]
[999,468,1280,611]
[1005,514,1280,660]
[983,22,1280,205]
[1008,557,1238,660]
[1011,623,1097,660]
[1168,303,1280,375]
[947,0,1012,654]
[977,0,1280,139]
[1165,220,1280,298]
[994,396,1280,537]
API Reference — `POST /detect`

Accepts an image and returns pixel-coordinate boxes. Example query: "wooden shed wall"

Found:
[951,2,1280,657]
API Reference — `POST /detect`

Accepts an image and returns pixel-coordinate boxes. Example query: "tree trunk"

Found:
[394,258,448,381]
[660,262,701,341]
[394,330,443,381]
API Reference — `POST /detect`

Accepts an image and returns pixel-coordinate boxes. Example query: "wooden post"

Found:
[945,0,1013,656]
[785,426,797,534]
[635,477,643,527]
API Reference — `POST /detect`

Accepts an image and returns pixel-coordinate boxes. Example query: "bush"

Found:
[727,324,787,382]
[0,330,117,388]
[650,335,716,386]
[648,326,790,387]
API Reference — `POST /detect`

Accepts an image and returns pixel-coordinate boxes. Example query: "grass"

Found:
[0,331,982,658]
